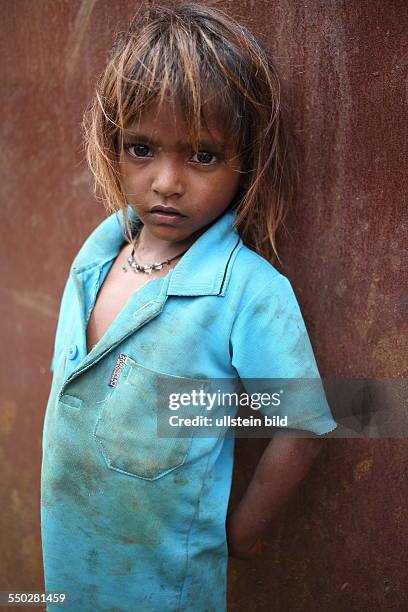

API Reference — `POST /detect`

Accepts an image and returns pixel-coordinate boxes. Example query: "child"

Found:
[41,2,337,610]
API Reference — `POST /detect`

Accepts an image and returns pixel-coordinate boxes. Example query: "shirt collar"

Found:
[72,206,241,296]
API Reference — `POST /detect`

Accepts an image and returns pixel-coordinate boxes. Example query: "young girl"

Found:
[41,2,337,610]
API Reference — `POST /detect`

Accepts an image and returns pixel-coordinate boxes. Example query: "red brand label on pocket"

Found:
[108,353,127,387]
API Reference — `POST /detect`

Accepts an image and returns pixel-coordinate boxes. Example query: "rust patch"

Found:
[353,457,374,481]
[0,398,17,437]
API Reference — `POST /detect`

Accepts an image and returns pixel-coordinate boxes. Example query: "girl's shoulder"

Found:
[69,212,126,272]
[228,240,294,307]
[234,241,282,280]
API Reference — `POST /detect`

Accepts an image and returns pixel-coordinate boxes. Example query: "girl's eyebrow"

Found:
[123,130,226,150]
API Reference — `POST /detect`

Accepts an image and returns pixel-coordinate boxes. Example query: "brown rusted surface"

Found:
[1,1,406,610]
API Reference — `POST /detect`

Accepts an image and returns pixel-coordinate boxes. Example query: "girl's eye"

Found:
[126,144,152,158]
[190,151,218,165]
[124,144,219,165]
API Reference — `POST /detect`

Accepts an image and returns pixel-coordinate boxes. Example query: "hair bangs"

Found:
[110,22,246,158]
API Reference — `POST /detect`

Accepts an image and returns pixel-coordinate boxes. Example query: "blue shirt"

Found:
[41,207,337,611]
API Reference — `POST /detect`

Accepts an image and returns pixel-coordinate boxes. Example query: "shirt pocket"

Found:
[93,355,208,480]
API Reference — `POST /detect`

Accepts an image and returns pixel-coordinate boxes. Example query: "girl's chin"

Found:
[141,222,196,245]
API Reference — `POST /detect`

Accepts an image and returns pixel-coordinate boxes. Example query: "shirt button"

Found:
[67,344,78,360]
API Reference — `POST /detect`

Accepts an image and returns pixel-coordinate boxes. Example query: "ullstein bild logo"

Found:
[108,354,127,387]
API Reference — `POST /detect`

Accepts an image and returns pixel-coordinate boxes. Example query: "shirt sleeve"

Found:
[229,274,337,436]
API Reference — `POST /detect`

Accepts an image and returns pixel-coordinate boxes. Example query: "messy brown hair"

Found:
[82,1,297,264]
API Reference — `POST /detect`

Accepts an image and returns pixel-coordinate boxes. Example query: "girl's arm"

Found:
[226,430,322,560]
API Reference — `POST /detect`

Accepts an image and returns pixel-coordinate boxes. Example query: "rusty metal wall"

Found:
[1,1,407,610]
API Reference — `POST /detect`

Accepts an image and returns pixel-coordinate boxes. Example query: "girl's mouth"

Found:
[147,210,186,224]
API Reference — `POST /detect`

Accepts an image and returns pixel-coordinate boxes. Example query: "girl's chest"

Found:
[85,244,171,354]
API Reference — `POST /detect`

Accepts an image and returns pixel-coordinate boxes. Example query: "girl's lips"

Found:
[147,210,186,225]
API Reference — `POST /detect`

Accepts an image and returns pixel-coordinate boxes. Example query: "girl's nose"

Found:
[151,159,185,198]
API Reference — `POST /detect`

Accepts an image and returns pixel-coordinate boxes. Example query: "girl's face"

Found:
[119,100,242,245]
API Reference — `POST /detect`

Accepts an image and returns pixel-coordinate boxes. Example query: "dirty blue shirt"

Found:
[41,207,337,611]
